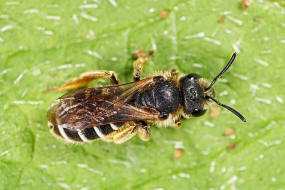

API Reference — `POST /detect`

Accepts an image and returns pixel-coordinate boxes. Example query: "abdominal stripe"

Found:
[51,123,120,142]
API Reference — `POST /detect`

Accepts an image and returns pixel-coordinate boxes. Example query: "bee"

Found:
[47,50,246,144]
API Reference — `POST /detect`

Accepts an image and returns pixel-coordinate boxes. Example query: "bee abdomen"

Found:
[49,122,120,143]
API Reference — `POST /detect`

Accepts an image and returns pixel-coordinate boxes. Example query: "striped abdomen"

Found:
[49,122,120,143]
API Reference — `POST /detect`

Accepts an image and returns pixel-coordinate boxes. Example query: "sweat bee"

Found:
[47,51,246,144]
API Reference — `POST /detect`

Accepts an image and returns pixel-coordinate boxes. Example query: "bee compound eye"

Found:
[192,109,206,117]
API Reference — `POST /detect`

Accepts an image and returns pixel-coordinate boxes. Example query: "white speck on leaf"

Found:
[152,39,157,51]
[178,173,191,178]
[149,8,155,13]
[219,90,229,96]
[14,70,27,84]
[111,57,118,62]
[256,97,271,104]
[81,12,97,22]
[272,177,277,182]
[24,9,39,14]
[205,121,214,127]
[227,16,243,25]
[255,58,269,67]
[109,159,131,168]
[169,56,180,60]
[58,183,71,190]
[12,100,44,105]
[250,84,259,96]
[225,29,232,34]
[0,150,9,156]
[87,50,102,59]
[220,11,232,15]
[72,14,79,24]
[227,176,238,185]
[262,83,272,88]
[6,1,19,5]
[56,64,73,69]
[0,15,9,19]
[180,16,186,21]
[87,168,104,176]
[174,141,184,149]
[75,64,86,68]
[210,161,216,173]
[261,50,272,54]
[238,166,247,171]
[51,160,67,165]
[140,168,147,173]
[232,40,241,53]
[46,16,61,20]
[230,99,236,105]
[276,96,283,103]
[80,4,98,9]
[77,164,88,168]
[258,139,282,147]
[44,30,54,35]
[21,89,28,97]
[251,26,261,33]
[109,0,118,7]
[204,37,221,46]
[184,32,205,39]
[233,73,248,81]
[86,29,96,39]
[39,165,49,169]
[1,25,14,32]
[193,63,203,68]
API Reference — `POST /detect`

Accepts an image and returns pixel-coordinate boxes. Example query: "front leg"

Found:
[133,49,155,81]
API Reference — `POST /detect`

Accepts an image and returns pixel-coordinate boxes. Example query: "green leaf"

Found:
[1,0,285,189]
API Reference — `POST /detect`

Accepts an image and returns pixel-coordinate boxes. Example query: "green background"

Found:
[1,0,285,189]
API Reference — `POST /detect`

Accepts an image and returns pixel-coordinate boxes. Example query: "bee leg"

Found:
[137,121,151,141]
[46,70,120,92]
[162,69,179,81]
[173,115,185,128]
[133,49,155,81]
[111,123,138,144]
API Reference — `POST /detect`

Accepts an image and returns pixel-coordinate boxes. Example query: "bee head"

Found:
[179,73,207,117]
[180,53,246,122]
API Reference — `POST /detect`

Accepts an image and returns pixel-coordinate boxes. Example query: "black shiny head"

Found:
[180,53,246,122]
[179,73,206,117]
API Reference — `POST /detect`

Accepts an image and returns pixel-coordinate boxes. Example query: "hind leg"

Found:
[106,122,138,144]
[46,70,120,92]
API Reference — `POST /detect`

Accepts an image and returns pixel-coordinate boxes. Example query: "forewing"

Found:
[47,77,161,130]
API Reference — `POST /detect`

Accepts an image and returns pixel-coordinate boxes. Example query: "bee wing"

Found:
[47,77,162,130]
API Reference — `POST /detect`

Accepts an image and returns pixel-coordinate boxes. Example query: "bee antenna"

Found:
[206,96,246,122]
[205,52,237,91]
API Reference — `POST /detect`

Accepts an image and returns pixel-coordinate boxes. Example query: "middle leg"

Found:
[132,49,155,81]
